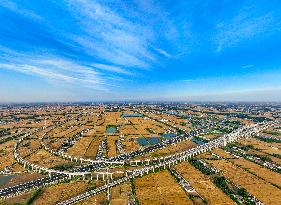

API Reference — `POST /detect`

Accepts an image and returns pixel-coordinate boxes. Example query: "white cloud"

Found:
[1,0,42,21]
[92,63,132,75]
[242,64,254,69]
[0,63,73,82]
[181,79,193,82]
[0,45,136,90]
[65,0,155,68]
[154,48,172,58]
[0,57,109,90]
[215,7,277,52]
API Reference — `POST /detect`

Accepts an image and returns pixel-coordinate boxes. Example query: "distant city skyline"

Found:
[1,0,281,102]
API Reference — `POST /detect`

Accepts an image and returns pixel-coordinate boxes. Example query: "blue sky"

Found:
[1,0,281,102]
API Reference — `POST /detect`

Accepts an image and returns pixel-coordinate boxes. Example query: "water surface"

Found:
[162,133,177,139]
[106,127,117,134]
[121,113,143,117]
[0,175,14,186]
[192,138,205,145]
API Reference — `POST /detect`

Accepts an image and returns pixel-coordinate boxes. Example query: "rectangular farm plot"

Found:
[66,136,93,158]
[195,152,216,160]
[132,125,152,135]
[104,112,123,124]
[95,125,106,134]
[27,149,69,168]
[119,117,171,135]
[119,125,139,135]
[134,170,193,205]
[51,126,79,138]
[174,162,235,205]
[263,128,281,138]
[211,148,235,158]
[107,135,119,157]
[83,128,96,137]
[110,183,131,205]
[229,158,281,187]
[33,181,88,205]
[75,192,106,205]
[0,140,16,169]
[9,163,26,173]
[269,155,281,164]
[84,136,105,159]
[240,138,281,155]
[123,136,141,152]
[207,159,281,205]
[136,123,165,134]
[48,138,67,150]
[18,139,41,158]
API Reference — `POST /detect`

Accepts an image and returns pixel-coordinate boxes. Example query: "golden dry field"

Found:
[229,158,281,187]
[67,136,94,158]
[0,140,16,169]
[110,183,131,205]
[75,192,106,205]
[33,181,88,205]
[240,138,281,155]
[84,136,105,159]
[135,170,193,205]
[27,149,68,168]
[207,159,281,205]
[174,162,235,205]
[107,135,119,157]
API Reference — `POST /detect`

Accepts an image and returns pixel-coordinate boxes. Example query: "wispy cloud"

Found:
[0,63,73,81]
[179,79,193,82]
[65,0,155,69]
[242,64,254,69]
[0,60,108,89]
[0,0,42,21]
[92,63,132,75]
[154,47,172,58]
[0,49,110,90]
[215,5,278,52]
